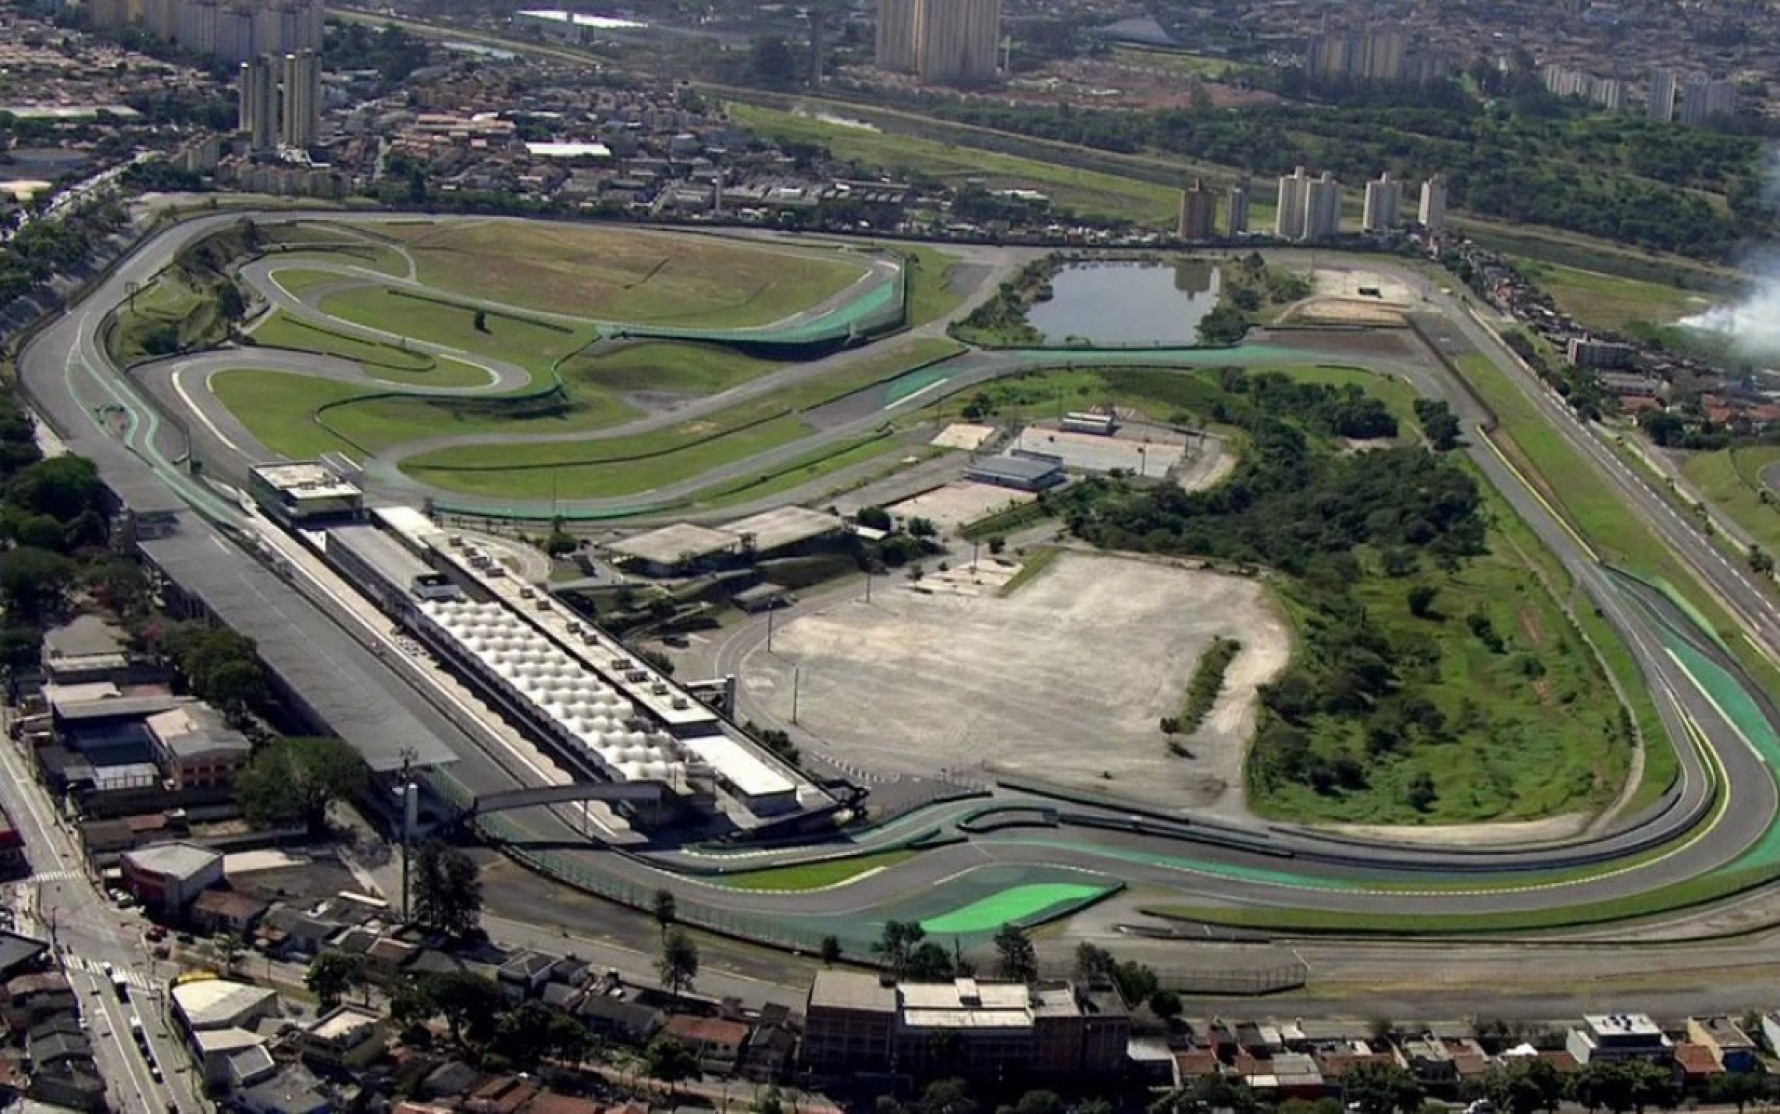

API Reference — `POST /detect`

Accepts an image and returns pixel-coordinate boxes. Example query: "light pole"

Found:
[397,747,417,925]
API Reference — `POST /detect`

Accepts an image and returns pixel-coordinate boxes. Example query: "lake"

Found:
[1024,260,1222,346]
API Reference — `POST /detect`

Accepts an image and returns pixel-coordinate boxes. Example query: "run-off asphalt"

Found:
[745,551,1290,817]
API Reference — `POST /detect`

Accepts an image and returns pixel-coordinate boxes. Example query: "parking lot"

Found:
[744,550,1290,816]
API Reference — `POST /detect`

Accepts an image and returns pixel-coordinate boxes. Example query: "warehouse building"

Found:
[965,452,1066,492]
[607,507,847,578]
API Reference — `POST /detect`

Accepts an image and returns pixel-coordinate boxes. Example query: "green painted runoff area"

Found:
[920,882,1114,934]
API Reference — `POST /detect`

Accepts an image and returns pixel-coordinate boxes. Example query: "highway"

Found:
[15,209,1780,997]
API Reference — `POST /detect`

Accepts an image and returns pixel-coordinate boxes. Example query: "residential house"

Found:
[576,992,665,1044]
[663,1014,750,1076]
[299,1006,387,1071]
[236,1065,333,1114]
[1685,1016,1758,1072]
[191,890,270,937]
[6,971,77,1029]
[463,1075,538,1114]
[496,951,556,1001]
[1399,1035,1458,1086]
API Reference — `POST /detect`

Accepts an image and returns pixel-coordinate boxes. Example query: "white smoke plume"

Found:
[1678,147,1780,357]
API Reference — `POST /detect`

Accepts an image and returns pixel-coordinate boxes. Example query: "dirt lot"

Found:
[889,481,1036,533]
[744,550,1290,816]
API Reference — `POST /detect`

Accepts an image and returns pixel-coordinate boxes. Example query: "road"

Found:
[0,710,202,1114]
[15,208,1780,1011]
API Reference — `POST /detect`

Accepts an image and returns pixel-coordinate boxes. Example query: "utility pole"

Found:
[766,606,775,653]
[792,666,801,726]
[397,747,417,925]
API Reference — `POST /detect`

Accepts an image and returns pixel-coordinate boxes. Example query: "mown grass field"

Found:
[319,287,590,378]
[1681,444,1780,554]
[401,410,816,501]
[719,850,916,891]
[1109,45,1258,79]
[249,310,493,388]
[730,103,1184,227]
[210,369,639,458]
[393,219,870,326]
[560,341,781,397]
[1510,257,1708,331]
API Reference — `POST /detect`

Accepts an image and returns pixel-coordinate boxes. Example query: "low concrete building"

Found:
[1566,1014,1674,1064]
[249,459,364,525]
[121,842,224,914]
[803,972,1128,1081]
[145,704,251,790]
[298,1006,386,1070]
[1686,1016,1758,1073]
[171,978,280,1033]
[192,1027,267,1087]
[40,616,129,684]
[964,452,1066,492]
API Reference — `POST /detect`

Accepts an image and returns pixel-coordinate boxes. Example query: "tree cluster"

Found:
[411,840,483,939]
[1052,369,1489,801]
[391,970,591,1069]
[910,94,1767,259]
[155,621,269,722]
[234,735,369,833]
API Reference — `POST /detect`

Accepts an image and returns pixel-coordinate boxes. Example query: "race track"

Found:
[19,210,1780,956]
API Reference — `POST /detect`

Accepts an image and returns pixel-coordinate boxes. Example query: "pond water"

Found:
[1023,260,1222,346]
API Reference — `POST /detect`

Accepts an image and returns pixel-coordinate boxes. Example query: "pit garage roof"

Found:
[680,730,795,800]
[606,523,736,567]
[326,523,433,585]
[723,507,844,553]
[137,513,459,772]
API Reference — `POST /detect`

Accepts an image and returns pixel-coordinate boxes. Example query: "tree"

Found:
[652,888,677,937]
[0,546,74,621]
[1073,941,1113,980]
[919,1078,976,1114]
[235,736,369,833]
[305,952,364,1009]
[820,934,842,966]
[1343,1061,1425,1114]
[410,840,483,939]
[1407,584,1439,619]
[5,456,104,527]
[425,971,503,1048]
[206,658,268,724]
[491,1000,590,1067]
[1148,988,1184,1019]
[472,309,488,333]
[748,35,800,89]
[1708,1071,1762,1114]
[905,940,956,980]
[1405,770,1438,812]
[657,927,699,996]
[906,516,938,538]
[856,505,893,531]
[1749,544,1773,576]
[1014,1092,1064,1114]
[1413,398,1462,451]
[644,1034,698,1091]
[992,923,1037,982]
[874,919,926,977]
[210,933,244,975]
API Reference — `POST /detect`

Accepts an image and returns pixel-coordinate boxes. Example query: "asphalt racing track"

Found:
[21,211,1780,969]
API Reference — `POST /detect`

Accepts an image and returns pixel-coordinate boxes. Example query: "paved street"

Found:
[0,710,203,1114]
